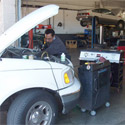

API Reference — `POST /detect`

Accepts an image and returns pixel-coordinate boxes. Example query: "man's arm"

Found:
[45,43,59,55]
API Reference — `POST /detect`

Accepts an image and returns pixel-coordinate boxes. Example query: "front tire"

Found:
[7,90,58,125]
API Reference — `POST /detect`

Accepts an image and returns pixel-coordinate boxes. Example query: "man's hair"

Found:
[45,29,55,37]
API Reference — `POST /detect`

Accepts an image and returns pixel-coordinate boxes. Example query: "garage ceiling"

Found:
[22,0,125,10]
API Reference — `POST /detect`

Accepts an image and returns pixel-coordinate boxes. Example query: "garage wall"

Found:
[0,0,16,35]
[22,7,86,34]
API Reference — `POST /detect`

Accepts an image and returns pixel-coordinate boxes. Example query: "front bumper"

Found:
[58,77,81,114]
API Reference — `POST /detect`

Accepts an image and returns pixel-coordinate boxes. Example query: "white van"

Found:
[0,5,81,125]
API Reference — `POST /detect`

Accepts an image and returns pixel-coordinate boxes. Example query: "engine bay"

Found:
[1,46,41,59]
[1,46,70,65]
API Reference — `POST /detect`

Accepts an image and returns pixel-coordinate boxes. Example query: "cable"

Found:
[47,61,60,91]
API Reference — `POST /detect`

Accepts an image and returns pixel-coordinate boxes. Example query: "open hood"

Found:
[0,4,59,54]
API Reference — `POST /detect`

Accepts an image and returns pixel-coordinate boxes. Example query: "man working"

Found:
[43,29,69,58]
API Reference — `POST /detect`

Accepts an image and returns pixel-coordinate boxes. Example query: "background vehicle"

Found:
[0,5,81,125]
[76,8,125,29]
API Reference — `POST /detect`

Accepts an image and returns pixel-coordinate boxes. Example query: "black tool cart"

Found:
[79,49,124,91]
[78,61,111,116]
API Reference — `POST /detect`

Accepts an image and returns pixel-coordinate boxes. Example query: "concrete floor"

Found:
[0,48,125,125]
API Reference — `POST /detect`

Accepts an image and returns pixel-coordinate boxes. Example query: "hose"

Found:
[41,51,50,61]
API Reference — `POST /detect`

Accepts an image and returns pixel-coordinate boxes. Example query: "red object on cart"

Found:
[117,39,125,64]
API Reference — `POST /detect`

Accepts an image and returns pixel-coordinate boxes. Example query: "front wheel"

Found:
[7,90,58,125]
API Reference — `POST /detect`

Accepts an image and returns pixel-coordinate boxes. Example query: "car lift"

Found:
[80,17,124,91]
[91,17,96,48]
[92,17,125,65]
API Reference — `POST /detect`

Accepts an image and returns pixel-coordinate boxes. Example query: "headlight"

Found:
[64,69,74,84]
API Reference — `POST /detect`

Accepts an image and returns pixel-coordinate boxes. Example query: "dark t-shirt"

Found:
[44,36,67,56]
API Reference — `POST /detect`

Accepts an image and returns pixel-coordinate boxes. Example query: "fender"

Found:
[0,58,62,106]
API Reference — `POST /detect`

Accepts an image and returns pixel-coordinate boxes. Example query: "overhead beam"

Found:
[22,4,80,11]
[22,0,125,10]
[102,0,125,9]
[22,1,95,10]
